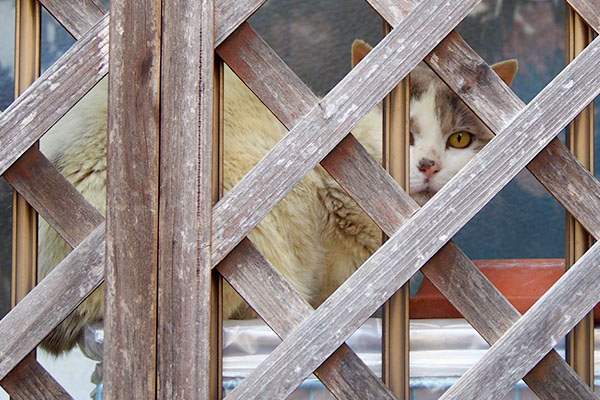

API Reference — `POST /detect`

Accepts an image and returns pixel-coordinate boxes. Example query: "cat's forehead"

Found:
[409,64,453,100]
[409,64,441,99]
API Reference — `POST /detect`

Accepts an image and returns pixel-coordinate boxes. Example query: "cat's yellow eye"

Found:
[447,131,472,148]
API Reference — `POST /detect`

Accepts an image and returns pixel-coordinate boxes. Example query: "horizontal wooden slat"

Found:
[4,147,103,248]
[566,0,600,33]
[220,21,596,400]
[212,0,480,267]
[440,240,600,399]
[0,14,109,177]
[218,239,395,400]
[225,35,600,399]
[1,357,72,400]
[39,0,105,40]
[0,224,105,381]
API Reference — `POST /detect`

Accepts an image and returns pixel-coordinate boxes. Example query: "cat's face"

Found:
[408,65,494,206]
[351,40,517,206]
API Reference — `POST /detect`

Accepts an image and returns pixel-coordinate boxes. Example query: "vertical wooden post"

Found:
[157,0,218,398]
[565,6,594,387]
[382,23,410,400]
[7,2,40,397]
[104,0,161,397]
[211,57,224,399]
[11,0,39,309]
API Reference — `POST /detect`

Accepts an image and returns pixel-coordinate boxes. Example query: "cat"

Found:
[38,39,517,354]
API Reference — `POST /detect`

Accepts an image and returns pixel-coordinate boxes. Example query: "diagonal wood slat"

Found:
[566,0,600,33]
[0,2,324,388]
[219,22,596,400]
[324,136,597,400]
[375,0,600,242]
[218,239,395,400]
[38,0,105,40]
[1,357,72,400]
[226,35,600,399]
[211,0,481,266]
[425,31,600,239]
[0,14,109,176]
[0,224,105,381]
[215,0,267,46]
[5,147,103,248]
[440,239,600,399]
[0,0,270,179]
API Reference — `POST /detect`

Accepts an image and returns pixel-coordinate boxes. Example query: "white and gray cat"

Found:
[38,40,517,354]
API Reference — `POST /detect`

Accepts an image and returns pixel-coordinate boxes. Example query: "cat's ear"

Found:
[351,39,372,68]
[491,59,518,87]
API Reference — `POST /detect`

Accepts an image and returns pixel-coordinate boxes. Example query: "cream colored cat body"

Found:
[39,41,517,354]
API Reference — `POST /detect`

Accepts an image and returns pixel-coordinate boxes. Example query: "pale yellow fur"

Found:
[38,65,383,353]
[38,41,516,354]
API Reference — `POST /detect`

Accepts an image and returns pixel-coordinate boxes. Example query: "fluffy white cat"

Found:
[38,40,517,354]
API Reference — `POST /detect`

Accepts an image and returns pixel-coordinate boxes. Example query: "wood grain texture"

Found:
[424,31,600,241]
[4,147,103,248]
[440,240,600,400]
[38,0,105,39]
[0,13,108,177]
[323,137,595,400]
[375,0,600,246]
[1,357,72,400]
[104,0,161,397]
[0,224,104,381]
[157,0,215,398]
[225,35,600,399]
[219,28,396,399]
[215,0,267,46]
[566,0,600,33]
[218,239,395,400]
[219,22,595,399]
[212,0,480,267]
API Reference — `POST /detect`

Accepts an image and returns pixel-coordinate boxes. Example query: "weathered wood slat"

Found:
[212,0,481,266]
[0,14,109,177]
[0,0,269,179]
[38,0,105,40]
[0,224,105,381]
[372,0,600,250]
[225,36,600,399]
[440,240,600,400]
[566,0,600,33]
[217,24,316,127]
[219,27,397,400]
[325,137,594,399]
[103,0,161,397]
[4,147,103,248]
[220,24,595,399]
[424,31,600,241]
[218,239,396,400]
[1,357,72,400]
[156,0,215,397]
[215,0,266,46]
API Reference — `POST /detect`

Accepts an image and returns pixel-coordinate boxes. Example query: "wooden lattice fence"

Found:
[0,0,600,398]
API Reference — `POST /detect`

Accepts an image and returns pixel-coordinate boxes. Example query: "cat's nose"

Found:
[418,158,440,179]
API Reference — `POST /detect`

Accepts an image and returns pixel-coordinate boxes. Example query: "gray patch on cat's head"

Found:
[433,76,494,148]
[409,63,438,101]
